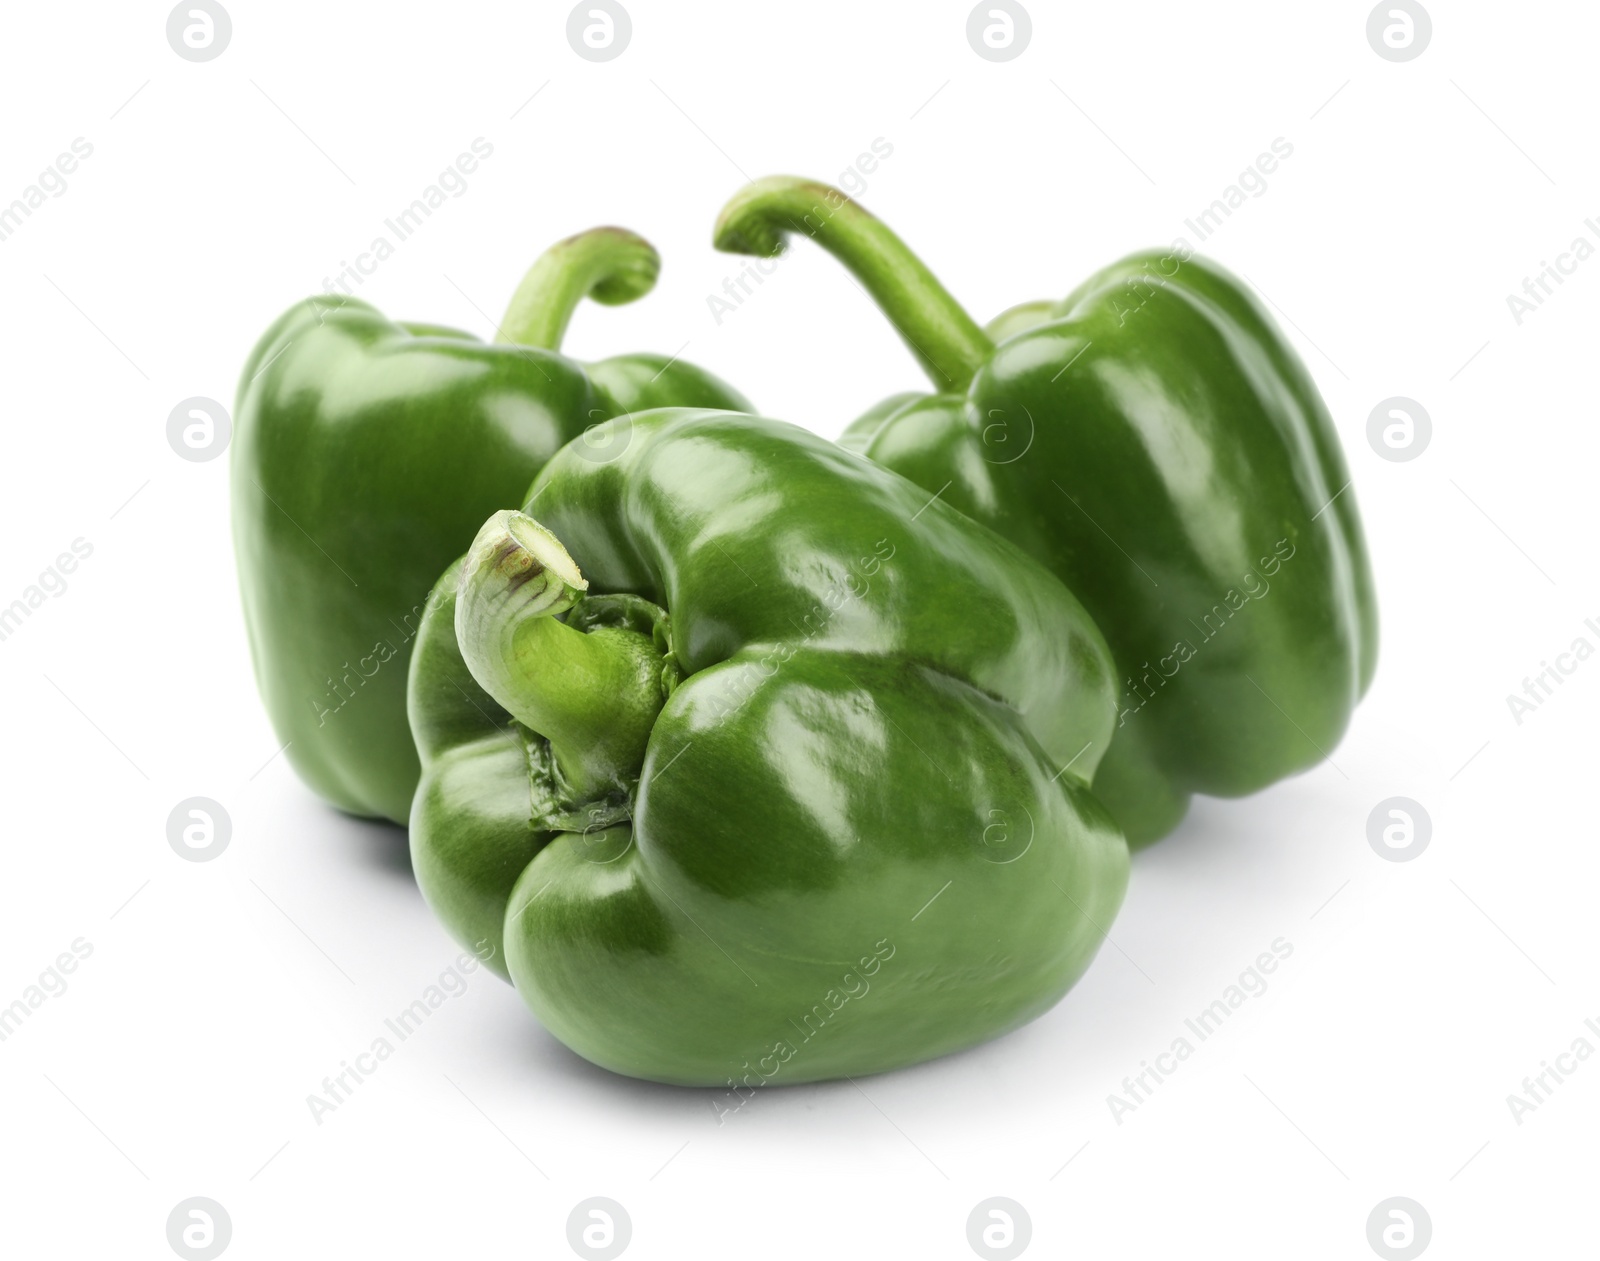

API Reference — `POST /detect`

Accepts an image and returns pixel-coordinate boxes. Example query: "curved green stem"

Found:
[713,176,994,391]
[498,227,661,350]
[455,510,669,797]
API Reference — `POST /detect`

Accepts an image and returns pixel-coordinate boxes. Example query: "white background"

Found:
[0,2,1594,1257]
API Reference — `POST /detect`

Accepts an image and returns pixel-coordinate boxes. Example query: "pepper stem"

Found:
[713,176,994,391]
[498,227,661,350]
[455,510,670,798]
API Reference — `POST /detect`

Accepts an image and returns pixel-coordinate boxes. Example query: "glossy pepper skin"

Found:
[407,408,1128,1086]
[714,178,1378,846]
[232,229,751,823]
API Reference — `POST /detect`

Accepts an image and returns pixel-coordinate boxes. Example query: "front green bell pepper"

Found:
[714,177,1378,845]
[232,229,750,823]
[407,408,1127,1086]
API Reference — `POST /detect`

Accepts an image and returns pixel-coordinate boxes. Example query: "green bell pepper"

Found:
[232,229,750,823]
[407,408,1128,1085]
[714,178,1378,845]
